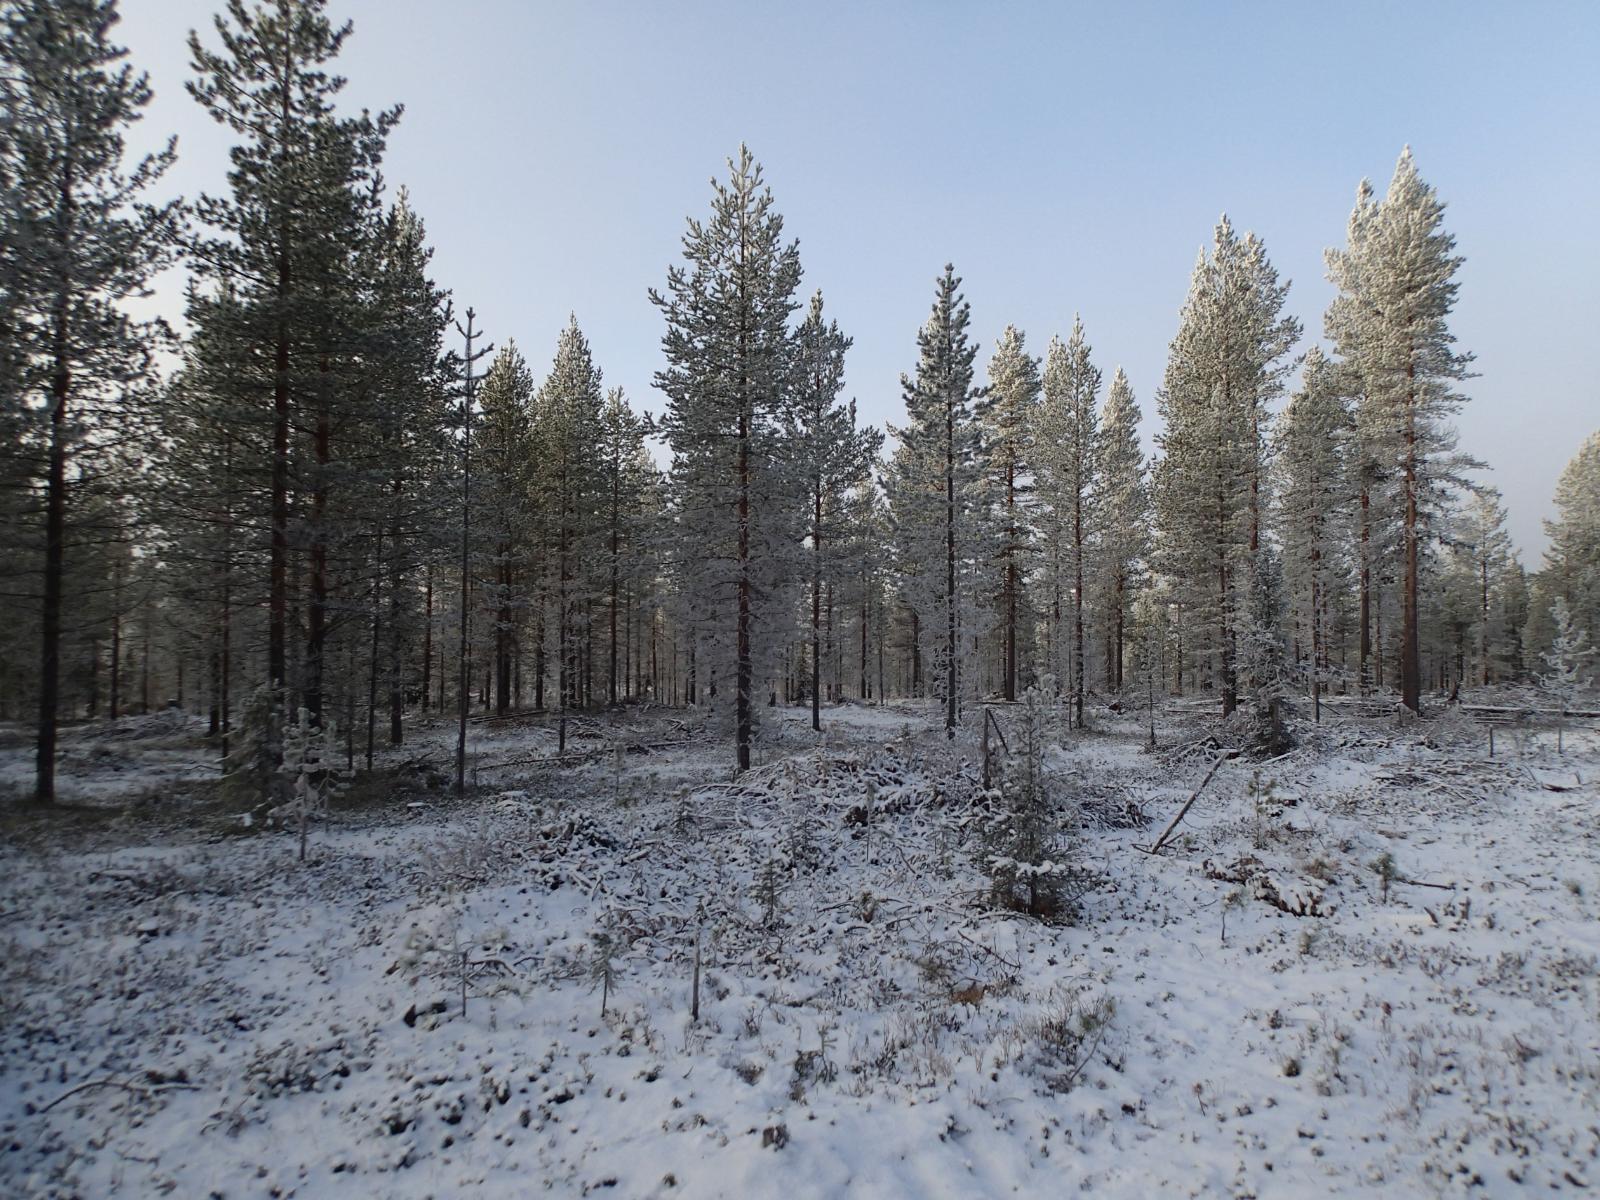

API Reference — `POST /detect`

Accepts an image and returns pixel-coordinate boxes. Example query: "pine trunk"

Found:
[1400,367,1422,716]
[34,287,72,804]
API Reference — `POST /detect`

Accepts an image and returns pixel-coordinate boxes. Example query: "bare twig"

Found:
[40,1077,200,1113]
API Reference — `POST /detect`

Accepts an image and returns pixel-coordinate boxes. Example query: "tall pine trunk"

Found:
[1004,461,1017,702]
[304,373,332,726]
[736,404,754,769]
[945,401,958,737]
[811,481,822,732]
[268,52,293,712]
[1073,488,1086,726]
[34,285,72,804]
[1400,364,1422,715]
[1358,486,1372,694]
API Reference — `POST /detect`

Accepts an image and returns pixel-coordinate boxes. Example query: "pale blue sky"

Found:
[116,0,1599,558]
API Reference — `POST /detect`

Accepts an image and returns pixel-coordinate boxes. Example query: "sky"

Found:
[112,0,1599,559]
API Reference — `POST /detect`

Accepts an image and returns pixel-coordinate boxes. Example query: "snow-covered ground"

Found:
[2,699,1597,1198]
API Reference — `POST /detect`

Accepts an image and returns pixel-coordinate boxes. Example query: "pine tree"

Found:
[1435,517,1482,694]
[1495,558,1531,682]
[894,265,983,737]
[475,340,537,715]
[1543,431,1600,650]
[977,325,1041,702]
[1154,218,1299,716]
[883,435,933,698]
[535,318,604,745]
[979,683,1090,919]
[1,0,179,803]
[1539,596,1594,753]
[1037,318,1101,725]
[1277,347,1352,720]
[849,482,892,704]
[157,317,256,766]
[789,291,880,730]
[1458,487,1513,686]
[595,386,655,705]
[362,192,455,747]
[452,308,491,794]
[1326,149,1475,714]
[1326,179,1387,694]
[1095,367,1148,691]
[651,147,803,770]
[188,0,399,720]
[1238,542,1292,752]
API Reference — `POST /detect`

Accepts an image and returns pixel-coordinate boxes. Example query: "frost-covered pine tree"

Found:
[1436,516,1484,694]
[979,682,1089,920]
[789,291,881,730]
[883,435,934,697]
[534,319,605,742]
[1037,319,1101,726]
[1325,179,1388,694]
[976,325,1041,701]
[1154,218,1299,715]
[188,0,398,729]
[1095,367,1148,691]
[2,0,179,803]
[892,266,984,736]
[475,340,538,715]
[1457,487,1513,686]
[1326,149,1476,714]
[1277,347,1353,720]
[651,147,803,771]
[364,193,456,747]
[1543,431,1600,651]
[596,387,656,705]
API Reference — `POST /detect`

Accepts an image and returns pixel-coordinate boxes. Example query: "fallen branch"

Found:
[1147,752,1232,854]
[476,750,604,772]
[1397,875,1456,892]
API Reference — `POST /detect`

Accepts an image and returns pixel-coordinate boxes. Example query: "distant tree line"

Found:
[4,0,1596,800]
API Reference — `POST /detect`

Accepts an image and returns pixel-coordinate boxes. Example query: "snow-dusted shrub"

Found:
[1420,703,1480,749]
[1017,986,1116,1094]
[390,910,522,1017]
[979,685,1095,920]
[417,825,501,894]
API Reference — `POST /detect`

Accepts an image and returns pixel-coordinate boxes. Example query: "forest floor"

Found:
[1,693,1597,1198]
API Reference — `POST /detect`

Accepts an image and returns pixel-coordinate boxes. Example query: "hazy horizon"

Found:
[116,0,1599,561]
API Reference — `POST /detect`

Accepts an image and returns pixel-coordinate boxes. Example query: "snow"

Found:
[2,700,1598,1197]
